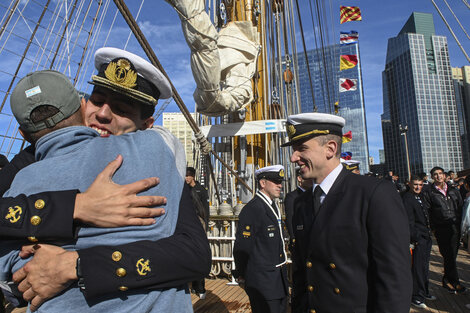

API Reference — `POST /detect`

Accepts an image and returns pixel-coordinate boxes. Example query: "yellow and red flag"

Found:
[342,131,352,143]
[340,6,362,24]
[340,54,358,70]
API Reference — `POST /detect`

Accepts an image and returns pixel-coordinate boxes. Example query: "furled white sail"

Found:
[165,0,260,116]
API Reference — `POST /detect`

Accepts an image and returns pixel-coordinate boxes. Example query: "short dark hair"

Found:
[419,172,427,179]
[465,176,470,186]
[410,174,422,182]
[186,167,196,177]
[430,166,444,176]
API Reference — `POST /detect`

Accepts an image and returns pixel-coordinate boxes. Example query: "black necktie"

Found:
[313,186,323,217]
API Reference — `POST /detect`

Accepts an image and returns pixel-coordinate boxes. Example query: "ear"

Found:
[259,179,267,189]
[142,116,154,130]
[325,139,338,159]
[19,128,33,144]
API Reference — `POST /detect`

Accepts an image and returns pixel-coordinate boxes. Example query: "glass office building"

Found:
[382,12,462,179]
[452,66,470,169]
[296,43,370,173]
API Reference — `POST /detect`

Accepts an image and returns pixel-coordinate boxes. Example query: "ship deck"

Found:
[191,242,470,313]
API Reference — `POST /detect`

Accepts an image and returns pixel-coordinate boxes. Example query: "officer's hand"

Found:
[74,155,167,227]
[13,244,78,312]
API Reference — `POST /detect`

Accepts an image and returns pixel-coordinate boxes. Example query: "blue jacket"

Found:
[0,126,191,313]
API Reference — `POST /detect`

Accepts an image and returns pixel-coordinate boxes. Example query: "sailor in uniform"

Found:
[233,165,289,313]
[283,113,412,313]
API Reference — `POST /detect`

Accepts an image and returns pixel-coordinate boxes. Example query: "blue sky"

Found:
[122,0,469,163]
[1,0,469,162]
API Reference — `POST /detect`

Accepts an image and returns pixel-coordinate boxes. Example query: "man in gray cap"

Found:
[1,47,209,311]
[283,113,411,313]
[233,165,289,313]
[0,68,195,312]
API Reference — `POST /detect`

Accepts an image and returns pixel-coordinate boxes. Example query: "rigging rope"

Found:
[113,0,253,193]
[442,0,470,40]
[124,0,144,50]
[429,0,470,63]
[0,0,51,113]
[294,0,316,111]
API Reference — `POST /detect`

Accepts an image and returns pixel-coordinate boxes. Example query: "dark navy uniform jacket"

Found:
[402,192,432,242]
[292,167,412,313]
[0,146,210,299]
[233,192,288,300]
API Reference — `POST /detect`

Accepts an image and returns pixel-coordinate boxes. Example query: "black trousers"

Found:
[434,224,461,285]
[246,287,287,313]
[412,235,432,301]
[191,278,206,294]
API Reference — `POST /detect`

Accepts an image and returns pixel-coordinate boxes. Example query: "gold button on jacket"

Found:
[118,286,128,291]
[308,285,314,292]
[329,263,336,269]
[306,261,312,268]
[30,216,41,226]
[34,199,45,210]
[310,309,316,313]
[116,268,127,277]
[334,287,341,294]
[112,251,122,262]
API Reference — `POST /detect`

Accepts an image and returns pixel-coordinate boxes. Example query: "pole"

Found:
[400,124,411,181]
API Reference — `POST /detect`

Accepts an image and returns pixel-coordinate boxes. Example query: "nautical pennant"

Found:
[339,78,357,92]
[340,31,359,45]
[340,6,362,24]
[340,55,358,70]
[341,152,352,160]
[342,131,352,143]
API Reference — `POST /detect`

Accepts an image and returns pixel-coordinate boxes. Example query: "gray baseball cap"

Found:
[10,70,81,133]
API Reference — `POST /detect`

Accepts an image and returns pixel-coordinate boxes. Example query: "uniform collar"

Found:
[257,190,273,205]
[313,163,343,196]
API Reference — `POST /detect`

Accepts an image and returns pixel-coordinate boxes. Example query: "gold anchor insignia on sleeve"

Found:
[136,258,151,276]
[5,206,22,223]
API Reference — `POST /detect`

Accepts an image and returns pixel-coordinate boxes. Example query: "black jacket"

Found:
[233,192,288,300]
[422,184,463,228]
[402,192,431,242]
[284,187,305,242]
[190,181,209,227]
[292,168,411,313]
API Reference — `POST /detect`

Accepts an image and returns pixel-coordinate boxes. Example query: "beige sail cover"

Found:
[165,0,260,116]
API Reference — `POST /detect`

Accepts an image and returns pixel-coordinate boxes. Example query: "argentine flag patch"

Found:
[25,86,41,98]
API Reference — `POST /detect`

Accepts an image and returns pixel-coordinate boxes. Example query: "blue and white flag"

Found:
[340,31,359,45]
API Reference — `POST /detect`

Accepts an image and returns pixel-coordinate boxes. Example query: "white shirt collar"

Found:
[257,190,273,205]
[313,163,343,196]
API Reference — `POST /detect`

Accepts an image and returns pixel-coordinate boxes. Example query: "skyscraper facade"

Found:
[296,43,370,173]
[382,12,462,180]
[452,66,470,169]
[162,112,196,166]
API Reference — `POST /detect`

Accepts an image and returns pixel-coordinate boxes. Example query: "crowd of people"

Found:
[0,46,469,313]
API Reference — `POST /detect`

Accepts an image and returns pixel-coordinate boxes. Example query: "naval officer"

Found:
[283,113,412,313]
[233,165,289,313]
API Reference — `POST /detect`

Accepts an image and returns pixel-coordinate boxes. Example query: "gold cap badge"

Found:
[104,59,137,89]
[287,124,296,139]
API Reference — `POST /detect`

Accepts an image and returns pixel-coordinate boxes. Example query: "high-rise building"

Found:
[452,66,470,169]
[379,149,385,164]
[296,43,370,173]
[382,12,462,180]
[162,112,196,166]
